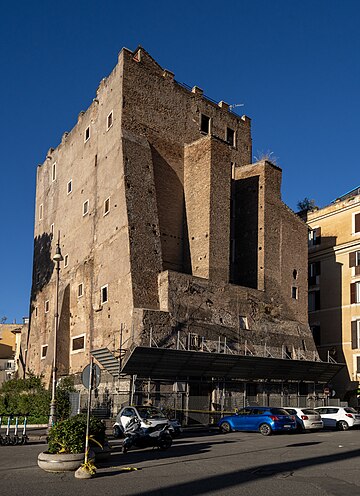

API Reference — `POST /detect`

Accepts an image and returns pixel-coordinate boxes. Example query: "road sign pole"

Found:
[84,357,94,465]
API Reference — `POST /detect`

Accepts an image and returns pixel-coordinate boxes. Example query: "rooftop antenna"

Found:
[229,103,244,111]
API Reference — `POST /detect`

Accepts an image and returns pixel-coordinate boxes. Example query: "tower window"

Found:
[78,283,84,298]
[85,126,90,142]
[107,111,113,130]
[291,286,298,299]
[83,200,89,216]
[104,198,110,216]
[52,162,56,182]
[45,300,50,313]
[41,344,48,359]
[64,254,69,267]
[200,114,210,134]
[71,334,86,353]
[101,284,108,305]
[226,127,235,146]
[67,180,72,195]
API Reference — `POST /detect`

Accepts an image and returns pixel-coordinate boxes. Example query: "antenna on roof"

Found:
[229,103,244,111]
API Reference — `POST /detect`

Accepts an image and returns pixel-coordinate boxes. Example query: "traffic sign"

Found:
[81,363,101,389]
[323,387,330,396]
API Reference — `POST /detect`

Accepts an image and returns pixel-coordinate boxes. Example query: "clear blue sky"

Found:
[1,0,359,322]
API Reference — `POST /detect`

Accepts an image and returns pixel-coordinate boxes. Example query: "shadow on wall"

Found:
[24,233,55,367]
[309,235,351,399]
[30,232,55,303]
[151,145,189,273]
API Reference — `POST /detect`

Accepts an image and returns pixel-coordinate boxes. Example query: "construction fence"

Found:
[69,378,341,426]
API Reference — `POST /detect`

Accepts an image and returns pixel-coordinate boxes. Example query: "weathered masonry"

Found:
[25,46,342,418]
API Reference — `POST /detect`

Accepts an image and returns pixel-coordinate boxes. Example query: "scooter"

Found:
[20,416,29,445]
[122,416,172,454]
[4,416,12,445]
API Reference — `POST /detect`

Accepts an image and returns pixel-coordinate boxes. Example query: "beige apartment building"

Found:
[307,187,360,405]
[24,46,341,415]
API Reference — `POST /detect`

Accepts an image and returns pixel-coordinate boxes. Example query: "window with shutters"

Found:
[309,261,321,285]
[350,281,360,304]
[349,251,360,276]
[351,320,360,349]
[308,227,321,246]
[357,356,360,373]
[354,213,360,234]
[309,290,320,311]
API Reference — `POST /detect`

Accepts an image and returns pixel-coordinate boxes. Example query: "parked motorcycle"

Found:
[122,416,172,454]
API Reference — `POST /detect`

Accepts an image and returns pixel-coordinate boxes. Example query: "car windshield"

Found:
[269,408,290,416]
[344,407,357,414]
[301,409,318,415]
[137,407,167,420]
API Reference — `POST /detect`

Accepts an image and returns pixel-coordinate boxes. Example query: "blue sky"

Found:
[1,0,359,322]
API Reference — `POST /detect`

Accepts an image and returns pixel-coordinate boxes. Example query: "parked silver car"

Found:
[113,405,182,438]
[284,407,323,432]
[314,406,360,430]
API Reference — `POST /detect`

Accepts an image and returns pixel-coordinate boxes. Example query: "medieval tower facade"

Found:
[26,47,336,414]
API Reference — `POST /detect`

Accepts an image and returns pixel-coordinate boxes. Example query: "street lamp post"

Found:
[48,235,63,430]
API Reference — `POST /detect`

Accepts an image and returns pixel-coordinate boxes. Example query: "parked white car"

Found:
[284,407,323,432]
[314,406,360,430]
[113,405,182,438]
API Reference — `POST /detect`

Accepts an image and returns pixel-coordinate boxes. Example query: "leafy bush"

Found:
[56,376,75,420]
[0,374,50,423]
[47,414,106,454]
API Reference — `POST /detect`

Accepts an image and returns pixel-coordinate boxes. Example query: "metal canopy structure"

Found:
[121,346,344,383]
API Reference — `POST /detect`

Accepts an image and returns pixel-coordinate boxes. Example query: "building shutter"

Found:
[351,321,358,349]
[315,227,321,245]
[357,356,360,373]
[315,261,321,275]
[351,283,356,304]
[355,213,360,233]
[315,291,321,310]
[349,252,356,268]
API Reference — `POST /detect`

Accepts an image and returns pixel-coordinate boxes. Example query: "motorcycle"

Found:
[122,416,172,454]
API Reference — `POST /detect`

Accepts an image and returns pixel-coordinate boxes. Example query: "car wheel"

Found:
[337,420,349,431]
[259,423,272,436]
[220,421,232,433]
[296,423,305,433]
[113,425,122,438]
[158,435,172,450]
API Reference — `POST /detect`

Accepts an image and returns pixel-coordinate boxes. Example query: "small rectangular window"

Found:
[291,286,298,299]
[39,204,43,221]
[104,197,110,216]
[45,300,50,313]
[309,290,320,311]
[350,281,360,304]
[64,254,69,268]
[50,223,54,237]
[200,114,210,134]
[308,261,321,285]
[78,283,84,298]
[35,306,38,317]
[107,111,113,130]
[71,334,85,352]
[309,227,321,246]
[239,316,248,330]
[355,213,360,234]
[226,127,235,146]
[85,126,90,142]
[101,284,108,305]
[351,320,360,349]
[52,162,56,182]
[83,200,89,216]
[67,180,72,195]
[41,344,48,359]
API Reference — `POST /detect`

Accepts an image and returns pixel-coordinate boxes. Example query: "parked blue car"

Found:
[218,407,297,436]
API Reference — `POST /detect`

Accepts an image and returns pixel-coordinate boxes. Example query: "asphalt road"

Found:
[1,429,360,496]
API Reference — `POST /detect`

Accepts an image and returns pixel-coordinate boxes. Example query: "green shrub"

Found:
[47,414,106,454]
[0,374,50,421]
